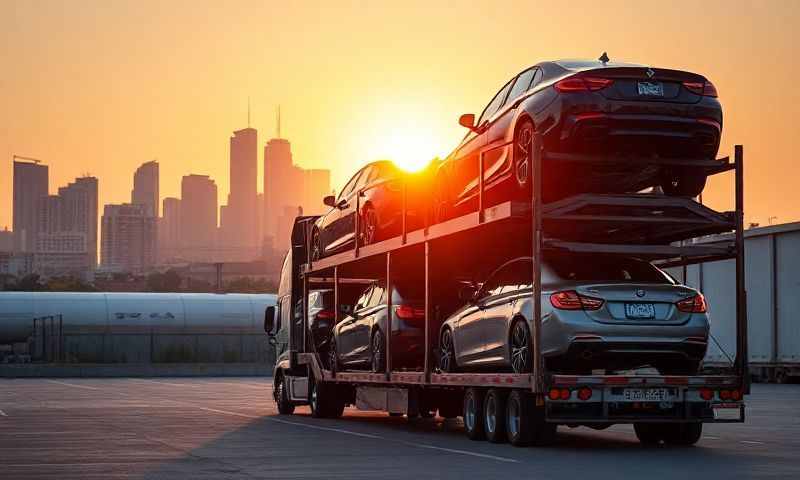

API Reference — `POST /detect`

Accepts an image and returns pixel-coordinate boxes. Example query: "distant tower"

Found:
[132,160,159,217]
[12,158,49,252]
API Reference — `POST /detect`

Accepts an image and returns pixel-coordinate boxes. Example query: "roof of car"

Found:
[551,59,647,70]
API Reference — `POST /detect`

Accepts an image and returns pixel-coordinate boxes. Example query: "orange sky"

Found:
[1,0,798,229]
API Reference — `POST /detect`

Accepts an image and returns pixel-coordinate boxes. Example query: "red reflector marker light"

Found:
[719,389,731,400]
[316,309,335,319]
[699,388,714,401]
[550,290,605,311]
[554,76,614,93]
[731,390,742,401]
[560,388,571,400]
[577,387,592,401]
[676,293,707,313]
[548,388,561,401]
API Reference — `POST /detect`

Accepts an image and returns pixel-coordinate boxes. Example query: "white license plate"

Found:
[623,388,669,402]
[638,81,664,96]
[625,303,655,319]
[713,405,742,420]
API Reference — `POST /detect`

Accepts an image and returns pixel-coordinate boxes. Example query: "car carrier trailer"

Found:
[265,136,748,447]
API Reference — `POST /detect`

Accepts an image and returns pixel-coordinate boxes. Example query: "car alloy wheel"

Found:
[510,320,532,374]
[371,329,385,373]
[514,120,534,187]
[361,206,378,245]
[439,329,456,373]
[311,228,322,261]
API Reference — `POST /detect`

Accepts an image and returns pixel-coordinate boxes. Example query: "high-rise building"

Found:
[263,137,295,241]
[32,176,98,277]
[100,203,157,273]
[180,174,217,258]
[12,159,48,253]
[0,227,13,252]
[158,197,181,263]
[226,128,258,248]
[132,160,159,217]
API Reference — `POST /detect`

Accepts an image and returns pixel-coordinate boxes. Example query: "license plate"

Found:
[623,388,669,402]
[625,303,655,319]
[712,404,742,420]
[638,81,664,96]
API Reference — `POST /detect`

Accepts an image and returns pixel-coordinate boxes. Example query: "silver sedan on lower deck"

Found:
[438,254,710,375]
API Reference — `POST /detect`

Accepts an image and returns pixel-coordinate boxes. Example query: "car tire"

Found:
[634,422,665,445]
[484,389,508,443]
[463,388,486,441]
[662,422,703,446]
[274,374,295,415]
[438,328,458,373]
[509,319,533,374]
[311,228,323,261]
[514,118,535,188]
[661,169,707,197]
[360,204,378,246]
[371,329,386,373]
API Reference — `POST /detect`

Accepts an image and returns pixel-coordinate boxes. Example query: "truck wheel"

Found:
[634,423,665,445]
[274,374,295,415]
[483,389,507,443]
[371,329,386,373]
[310,379,341,419]
[662,422,703,446]
[463,388,486,440]
[505,390,531,446]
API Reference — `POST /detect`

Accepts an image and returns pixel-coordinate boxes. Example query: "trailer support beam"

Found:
[386,251,393,380]
[531,132,544,394]
[733,144,749,392]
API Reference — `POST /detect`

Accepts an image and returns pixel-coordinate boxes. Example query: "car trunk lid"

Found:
[575,283,698,325]
[582,67,707,104]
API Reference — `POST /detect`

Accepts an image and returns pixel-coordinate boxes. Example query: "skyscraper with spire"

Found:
[222,103,258,251]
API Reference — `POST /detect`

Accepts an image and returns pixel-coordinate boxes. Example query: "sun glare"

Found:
[368,128,441,172]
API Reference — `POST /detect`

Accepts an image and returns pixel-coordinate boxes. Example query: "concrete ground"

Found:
[0,379,798,479]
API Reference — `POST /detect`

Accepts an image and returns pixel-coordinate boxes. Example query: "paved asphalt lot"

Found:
[0,378,798,479]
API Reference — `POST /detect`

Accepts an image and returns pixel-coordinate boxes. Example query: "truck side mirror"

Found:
[264,306,276,334]
[323,195,336,208]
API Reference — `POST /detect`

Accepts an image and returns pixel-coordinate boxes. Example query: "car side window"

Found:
[507,68,536,103]
[477,78,514,126]
[369,285,385,307]
[355,285,373,311]
[339,169,364,200]
[479,270,502,299]
[530,68,544,90]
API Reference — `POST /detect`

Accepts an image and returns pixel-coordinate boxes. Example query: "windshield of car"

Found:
[545,254,673,284]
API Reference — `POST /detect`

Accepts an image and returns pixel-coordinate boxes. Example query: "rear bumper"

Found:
[546,338,707,372]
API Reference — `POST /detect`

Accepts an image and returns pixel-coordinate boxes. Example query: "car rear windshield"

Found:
[545,255,672,284]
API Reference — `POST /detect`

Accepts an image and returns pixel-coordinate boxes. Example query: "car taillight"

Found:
[676,294,707,313]
[549,290,604,311]
[316,309,335,319]
[683,81,718,97]
[395,305,425,320]
[554,75,614,93]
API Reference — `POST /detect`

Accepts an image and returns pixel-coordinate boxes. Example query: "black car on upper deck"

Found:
[433,58,722,220]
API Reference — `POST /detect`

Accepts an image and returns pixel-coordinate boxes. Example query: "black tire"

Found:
[509,319,532,374]
[371,329,386,373]
[274,374,295,415]
[439,328,458,373]
[360,204,378,246]
[309,379,326,418]
[661,169,707,197]
[634,422,665,445]
[505,390,531,446]
[514,119,535,188]
[328,336,339,373]
[311,228,323,261]
[484,389,507,443]
[662,422,703,446]
[463,388,486,440]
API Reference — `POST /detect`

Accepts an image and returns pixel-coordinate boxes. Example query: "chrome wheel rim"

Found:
[515,123,533,186]
[311,230,322,261]
[440,331,454,372]
[372,332,383,372]
[465,395,476,431]
[510,322,530,373]
[485,395,496,434]
[310,383,318,412]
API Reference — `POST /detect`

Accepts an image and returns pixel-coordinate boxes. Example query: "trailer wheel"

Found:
[274,374,295,415]
[463,388,486,440]
[310,379,343,419]
[484,389,507,443]
[633,423,665,445]
[505,390,531,446]
[662,422,703,446]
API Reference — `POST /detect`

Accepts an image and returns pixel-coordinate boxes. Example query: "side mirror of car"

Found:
[264,306,276,334]
[458,284,478,303]
[459,113,478,132]
[323,195,336,208]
